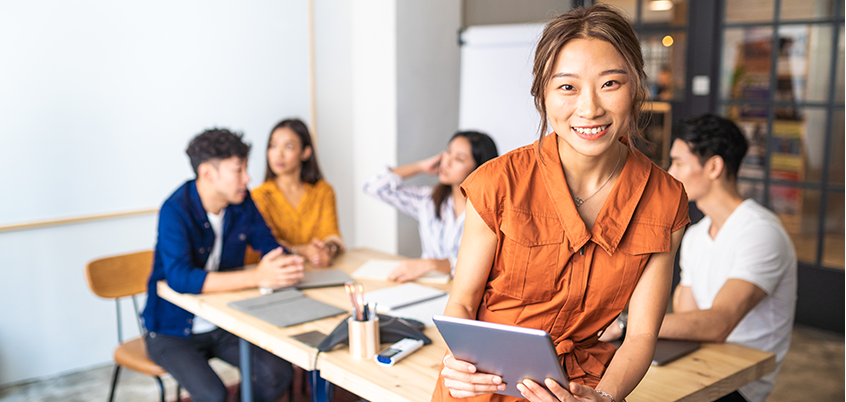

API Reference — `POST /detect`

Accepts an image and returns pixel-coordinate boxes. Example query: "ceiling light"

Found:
[662,35,674,47]
[649,0,674,11]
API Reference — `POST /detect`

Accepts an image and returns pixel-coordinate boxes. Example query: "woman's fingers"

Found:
[517,378,575,402]
[441,355,505,397]
[567,382,603,400]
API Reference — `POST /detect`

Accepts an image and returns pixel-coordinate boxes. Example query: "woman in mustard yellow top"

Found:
[252,118,343,267]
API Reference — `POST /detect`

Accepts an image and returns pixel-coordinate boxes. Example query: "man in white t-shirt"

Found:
[603,114,797,402]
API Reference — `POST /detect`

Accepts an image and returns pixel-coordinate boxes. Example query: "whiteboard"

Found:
[458,23,546,155]
[0,1,312,226]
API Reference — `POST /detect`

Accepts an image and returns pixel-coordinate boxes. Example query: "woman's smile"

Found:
[571,124,611,141]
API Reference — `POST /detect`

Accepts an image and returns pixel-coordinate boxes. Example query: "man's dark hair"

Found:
[186,128,251,176]
[671,114,749,180]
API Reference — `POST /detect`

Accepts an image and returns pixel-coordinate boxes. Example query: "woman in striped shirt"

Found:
[363,131,498,282]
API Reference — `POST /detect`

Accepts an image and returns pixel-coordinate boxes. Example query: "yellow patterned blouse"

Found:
[251,180,344,248]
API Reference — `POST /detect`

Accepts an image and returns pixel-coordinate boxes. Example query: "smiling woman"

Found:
[433,4,689,402]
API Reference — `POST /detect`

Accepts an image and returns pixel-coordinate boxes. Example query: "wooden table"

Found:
[158,248,775,402]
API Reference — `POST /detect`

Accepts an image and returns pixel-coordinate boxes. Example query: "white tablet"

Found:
[433,315,568,398]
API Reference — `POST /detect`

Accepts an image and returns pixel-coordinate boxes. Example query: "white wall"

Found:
[351,1,399,254]
[395,1,462,258]
[0,0,311,386]
[315,0,462,257]
[459,23,547,155]
[0,215,157,384]
[0,1,311,227]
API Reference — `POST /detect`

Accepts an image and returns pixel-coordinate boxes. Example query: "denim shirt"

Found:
[141,180,280,337]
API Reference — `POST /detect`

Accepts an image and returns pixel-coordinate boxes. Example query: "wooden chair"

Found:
[85,250,181,402]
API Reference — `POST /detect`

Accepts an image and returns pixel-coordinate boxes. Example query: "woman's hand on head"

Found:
[419,153,442,176]
[387,259,435,282]
[517,379,610,402]
[441,354,506,398]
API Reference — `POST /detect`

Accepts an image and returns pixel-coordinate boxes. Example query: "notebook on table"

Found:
[241,266,352,290]
[364,282,447,312]
[228,288,346,328]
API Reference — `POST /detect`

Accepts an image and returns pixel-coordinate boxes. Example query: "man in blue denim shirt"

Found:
[142,128,303,402]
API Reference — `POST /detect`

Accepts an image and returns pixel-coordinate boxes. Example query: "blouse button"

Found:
[199,247,206,254]
[204,222,210,229]
[184,328,191,335]
[239,233,246,241]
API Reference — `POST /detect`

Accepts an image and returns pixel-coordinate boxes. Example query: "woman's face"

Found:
[438,136,476,186]
[544,38,634,157]
[267,127,310,177]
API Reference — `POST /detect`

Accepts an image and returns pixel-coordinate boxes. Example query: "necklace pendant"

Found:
[573,196,586,208]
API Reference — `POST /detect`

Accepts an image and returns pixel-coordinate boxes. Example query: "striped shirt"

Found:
[363,168,464,275]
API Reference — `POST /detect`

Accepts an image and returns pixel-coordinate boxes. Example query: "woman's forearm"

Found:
[390,161,424,179]
[595,333,657,400]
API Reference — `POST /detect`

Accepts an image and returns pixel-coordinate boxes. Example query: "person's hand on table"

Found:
[302,238,336,267]
[517,378,612,402]
[255,247,304,289]
[441,354,506,398]
[387,258,436,282]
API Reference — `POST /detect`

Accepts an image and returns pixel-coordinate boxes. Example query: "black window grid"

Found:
[717,0,845,269]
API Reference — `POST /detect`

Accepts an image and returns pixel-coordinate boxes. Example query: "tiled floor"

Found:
[1,325,842,402]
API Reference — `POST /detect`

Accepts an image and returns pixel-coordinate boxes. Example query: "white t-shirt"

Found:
[192,208,225,334]
[679,199,797,402]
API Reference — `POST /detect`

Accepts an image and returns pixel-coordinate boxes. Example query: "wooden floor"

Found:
[0,325,842,402]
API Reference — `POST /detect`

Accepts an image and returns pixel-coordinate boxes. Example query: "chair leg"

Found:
[154,376,166,402]
[108,365,121,402]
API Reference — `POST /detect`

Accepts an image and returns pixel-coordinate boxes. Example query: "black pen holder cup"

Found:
[348,316,380,360]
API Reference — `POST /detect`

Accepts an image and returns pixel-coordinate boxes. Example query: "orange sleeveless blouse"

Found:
[431,135,689,401]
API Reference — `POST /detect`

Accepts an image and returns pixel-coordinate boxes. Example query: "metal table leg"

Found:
[308,370,333,402]
[239,338,253,402]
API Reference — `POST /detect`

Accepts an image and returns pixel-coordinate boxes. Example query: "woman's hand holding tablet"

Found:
[517,379,613,402]
[440,354,507,398]
[433,315,570,399]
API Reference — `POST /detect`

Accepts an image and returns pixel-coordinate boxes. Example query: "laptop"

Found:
[228,288,346,328]
[609,339,700,366]
[295,269,353,289]
[243,266,352,290]
[433,315,568,398]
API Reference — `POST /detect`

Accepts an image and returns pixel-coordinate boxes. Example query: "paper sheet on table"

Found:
[389,293,450,327]
[364,282,446,313]
[351,259,451,284]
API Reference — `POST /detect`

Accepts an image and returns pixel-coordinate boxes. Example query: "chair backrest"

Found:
[86,250,154,299]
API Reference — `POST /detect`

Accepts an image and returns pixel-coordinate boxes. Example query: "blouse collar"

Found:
[537,134,652,254]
